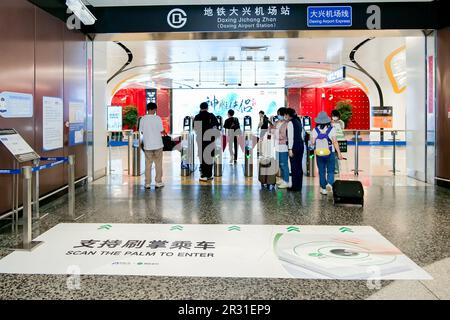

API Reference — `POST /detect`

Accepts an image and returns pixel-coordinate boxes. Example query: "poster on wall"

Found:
[0,92,33,118]
[0,129,39,163]
[43,97,64,151]
[372,106,393,129]
[107,106,123,132]
[172,89,284,133]
[69,101,86,146]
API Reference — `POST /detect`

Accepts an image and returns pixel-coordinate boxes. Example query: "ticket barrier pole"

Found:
[32,158,49,220]
[352,131,361,176]
[214,115,223,177]
[390,130,399,175]
[126,130,133,175]
[132,132,143,176]
[67,155,84,221]
[9,166,43,251]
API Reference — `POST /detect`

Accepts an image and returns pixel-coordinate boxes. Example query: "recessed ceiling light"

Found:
[263,56,270,61]
[247,56,253,61]
[298,57,305,60]
[278,56,285,61]
[228,56,235,61]
[211,56,218,61]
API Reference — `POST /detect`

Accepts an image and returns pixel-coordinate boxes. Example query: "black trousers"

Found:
[290,146,304,191]
[200,140,214,178]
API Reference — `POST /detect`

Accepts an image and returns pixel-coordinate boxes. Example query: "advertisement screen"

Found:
[172,89,285,133]
[107,106,123,132]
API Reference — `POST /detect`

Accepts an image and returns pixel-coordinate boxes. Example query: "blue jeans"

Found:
[316,155,336,189]
[276,151,290,183]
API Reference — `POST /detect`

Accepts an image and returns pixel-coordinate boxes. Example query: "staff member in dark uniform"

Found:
[285,108,305,192]
[194,102,220,182]
[223,109,241,164]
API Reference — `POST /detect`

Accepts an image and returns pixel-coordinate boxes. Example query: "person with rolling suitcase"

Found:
[311,112,344,195]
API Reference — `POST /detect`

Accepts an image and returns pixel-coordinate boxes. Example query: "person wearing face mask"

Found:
[285,108,305,192]
[331,109,346,174]
[272,107,290,189]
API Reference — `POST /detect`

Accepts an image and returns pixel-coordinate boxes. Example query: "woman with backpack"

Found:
[311,112,344,195]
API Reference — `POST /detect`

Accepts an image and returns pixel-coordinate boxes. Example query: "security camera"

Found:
[196,84,199,87]
[254,83,258,86]
[238,83,242,87]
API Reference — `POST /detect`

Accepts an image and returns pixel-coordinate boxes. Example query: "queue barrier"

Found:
[0,155,82,251]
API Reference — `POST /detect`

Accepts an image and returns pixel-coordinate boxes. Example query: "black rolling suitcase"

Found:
[333,180,364,206]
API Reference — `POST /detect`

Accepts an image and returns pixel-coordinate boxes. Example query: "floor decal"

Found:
[0,224,431,280]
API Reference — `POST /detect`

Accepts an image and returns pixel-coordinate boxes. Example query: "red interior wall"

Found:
[293,87,370,130]
[111,88,171,133]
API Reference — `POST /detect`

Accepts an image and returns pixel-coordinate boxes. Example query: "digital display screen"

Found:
[172,89,285,133]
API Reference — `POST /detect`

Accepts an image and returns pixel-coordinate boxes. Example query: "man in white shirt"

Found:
[139,102,166,189]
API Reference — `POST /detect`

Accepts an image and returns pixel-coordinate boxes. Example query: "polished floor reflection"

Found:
[0,148,449,300]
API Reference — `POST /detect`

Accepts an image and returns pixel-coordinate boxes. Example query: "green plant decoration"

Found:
[335,100,353,126]
[122,105,138,131]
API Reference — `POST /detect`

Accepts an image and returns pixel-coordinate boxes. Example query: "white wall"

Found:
[350,37,407,141]
[405,36,426,182]
[92,41,108,180]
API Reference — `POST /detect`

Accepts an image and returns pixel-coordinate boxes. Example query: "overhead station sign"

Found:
[307,6,352,27]
[0,223,431,280]
[83,2,439,34]
[326,66,346,84]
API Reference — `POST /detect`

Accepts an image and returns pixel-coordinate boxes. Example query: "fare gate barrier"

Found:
[214,115,223,177]
[243,116,253,177]
[302,116,315,177]
[181,116,195,176]
[130,132,144,176]
[0,155,83,251]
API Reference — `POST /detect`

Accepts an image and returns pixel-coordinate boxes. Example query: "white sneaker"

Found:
[278,182,289,189]
[326,184,333,192]
[229,159,234,164]
[155,182,165,188]
[320,188,328,195]
[145,184,151,189]
[199,177,208,182]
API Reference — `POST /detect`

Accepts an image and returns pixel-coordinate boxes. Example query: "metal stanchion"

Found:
[32,159,49,220]
[11,162,17,233]
[352,131,360,176]
[67,155,84,221]
[127,131,133,175]
[15,162,19,233]
[9,166,43,251]
[390,131,398,175]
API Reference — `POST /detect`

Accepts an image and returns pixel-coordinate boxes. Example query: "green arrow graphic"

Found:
[287,226,300,233]
[339,227,354,233]
[228,226,241,231]
[170,225,183,231]
[98,224,112,230]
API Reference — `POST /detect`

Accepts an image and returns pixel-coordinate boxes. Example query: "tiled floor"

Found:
[0,147,449,300]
